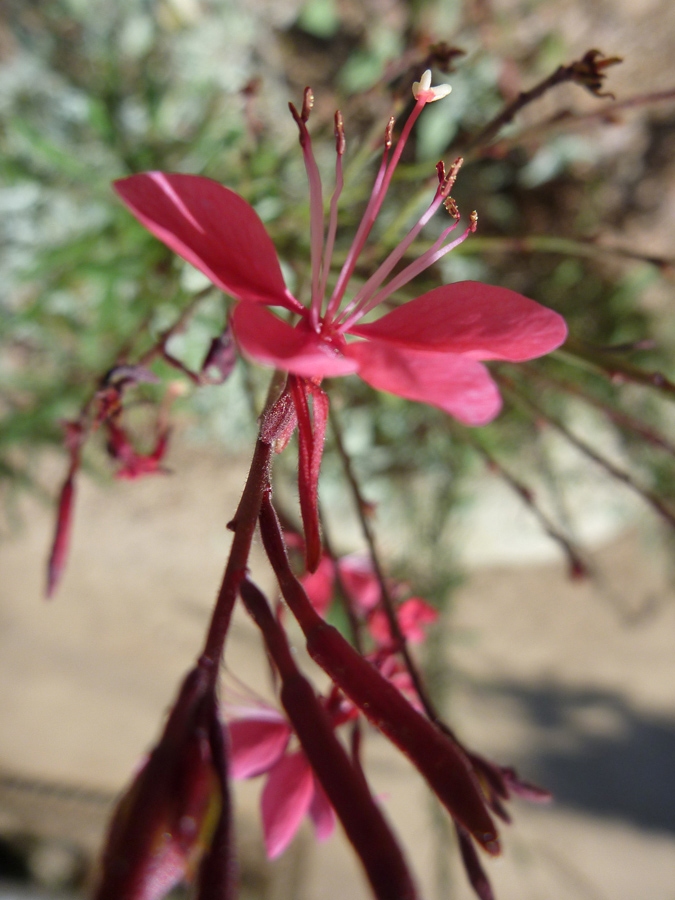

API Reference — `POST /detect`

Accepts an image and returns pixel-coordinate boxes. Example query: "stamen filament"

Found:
[335,183,449,327]
[326,99,427,319]
[338,221,473,331]
[290,89,325,332]
[318,112,345,327]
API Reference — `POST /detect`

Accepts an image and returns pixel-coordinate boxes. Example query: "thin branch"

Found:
[460,235,675,273]
[497,373,675,530]
[465,49,622,152]
[523,365,675,457]
[560,337,675,399]
[328,404,445,727]
[460,429,589,578]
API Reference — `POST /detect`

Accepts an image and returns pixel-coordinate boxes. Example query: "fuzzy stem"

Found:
[199,436,273,674]
[258,495,499,853]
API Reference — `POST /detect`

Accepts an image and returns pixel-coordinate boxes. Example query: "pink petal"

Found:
[114,173,298,310]
[348,282,567,361]
[301,555,336,616]
[261,751,315,858]
[397,597,438,643]
[228,719,291,779]
[337,555,381,612]
[309,776,336,842]
[345,340,502,425]
[232,303,359,378]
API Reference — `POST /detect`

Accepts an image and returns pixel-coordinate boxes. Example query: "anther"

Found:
[444,197,460,219]
[301,87,314,121]
[384,116,394,149]
[334,110,346,156]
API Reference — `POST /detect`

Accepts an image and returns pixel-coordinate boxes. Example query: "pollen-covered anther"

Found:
[384,116,394,149]
[444,197,460,219]
[470,210,478,232]
[301,87,314,121]
[412,69,452,103]
[334,110,345,155]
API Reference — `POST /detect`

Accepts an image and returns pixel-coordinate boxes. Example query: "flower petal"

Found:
[337,555,381,612]
[345,340,502,425]
[301,554,336,616]
[261,752,315,858]
[348,282,567,361]
[114,173,298,310]
[309,776,336,842]
[228,719,291,780]
[232,303,359,378]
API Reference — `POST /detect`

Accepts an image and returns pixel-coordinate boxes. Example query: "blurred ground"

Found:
[0,440,674,900]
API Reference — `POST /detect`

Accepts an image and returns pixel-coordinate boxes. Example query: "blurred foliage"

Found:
[2,0,675,579]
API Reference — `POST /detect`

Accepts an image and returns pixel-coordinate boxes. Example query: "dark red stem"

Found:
[240,578,419,900]
[199,437,273,674]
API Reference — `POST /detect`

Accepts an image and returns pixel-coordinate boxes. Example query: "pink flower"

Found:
[301,552,381,616]
[113,71,567,428]
[228,705,335,858]
[368,596,439,646]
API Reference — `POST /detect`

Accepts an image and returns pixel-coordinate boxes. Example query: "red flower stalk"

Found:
[93,662,234,900]
[258,495,499,855]
[46,422,83,598]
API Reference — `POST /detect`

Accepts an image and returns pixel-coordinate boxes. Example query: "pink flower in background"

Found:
[228,706,335,858]
[114,71,567,428]
[368,596,439,647]
[301,552,381,616]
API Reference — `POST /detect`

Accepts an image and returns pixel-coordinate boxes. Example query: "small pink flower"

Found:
[301,552,381,616]
[228,705,335,858]
[368,596,439,646]
[114,71,567,428]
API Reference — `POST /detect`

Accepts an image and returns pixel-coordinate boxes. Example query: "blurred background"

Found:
[1,0,675,898]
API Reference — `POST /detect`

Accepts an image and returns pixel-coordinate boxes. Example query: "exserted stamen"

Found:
[324,116,395,323]
[326,72,452,323]
[336,185,451,328]
[289,88,325,332]
[317,111,346,329]
[335,158,465,327]
[339,215,476,330]
[327,101,428,317]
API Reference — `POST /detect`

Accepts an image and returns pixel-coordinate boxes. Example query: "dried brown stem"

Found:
[561,338,675,399]
[498,374,675,530]
[465,49,622,152]
[524,365,675,457]
[460,429,589,578]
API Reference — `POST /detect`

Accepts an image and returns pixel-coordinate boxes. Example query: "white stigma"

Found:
[412,69,452,102]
